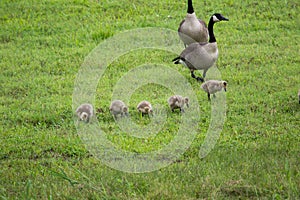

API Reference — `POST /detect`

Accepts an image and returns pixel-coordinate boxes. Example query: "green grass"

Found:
[1,0,299,199]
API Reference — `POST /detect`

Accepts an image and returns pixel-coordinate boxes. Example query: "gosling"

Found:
[168,95,189,113]
[201,80,227,101]
[75,103,94,123]
[109,100,129,119]
[137,101,153,116]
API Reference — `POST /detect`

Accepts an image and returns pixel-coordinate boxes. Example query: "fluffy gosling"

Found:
[201,80,227,101]
[109,100,129,119]
[168,95,189,113]
[137,101,153,116]
[76,103,94,123]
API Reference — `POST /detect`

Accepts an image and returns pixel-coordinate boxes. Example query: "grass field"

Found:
[1,0,299,199]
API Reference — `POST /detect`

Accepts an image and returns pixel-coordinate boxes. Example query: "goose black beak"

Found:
[222,17,229,21]
[224,88,227,92]
[219,14,229,21]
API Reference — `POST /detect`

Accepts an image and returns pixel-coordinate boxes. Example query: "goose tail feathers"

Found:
[172,56,184,64]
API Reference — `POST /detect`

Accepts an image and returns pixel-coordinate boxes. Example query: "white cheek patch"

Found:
[212,15,220,22]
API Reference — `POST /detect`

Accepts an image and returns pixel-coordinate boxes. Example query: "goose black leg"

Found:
[208,93,211,101]
[191,71,204,82]
[191,71,196,78]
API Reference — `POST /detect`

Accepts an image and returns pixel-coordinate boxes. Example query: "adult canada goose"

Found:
[201,80,227,101]
[137,101,153,116]
[173,13,229,82]
[168,95,189,113]
[76,103,94,123]
[178,0,208,47]
[109,100,129,119]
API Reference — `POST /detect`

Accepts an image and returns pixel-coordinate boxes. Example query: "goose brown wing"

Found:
[180,42,202,57]
[198,19,207,28]
[198,41,209,46]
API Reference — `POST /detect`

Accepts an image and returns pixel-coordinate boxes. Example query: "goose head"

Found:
[212,13,229,23]
[207,13,228,43]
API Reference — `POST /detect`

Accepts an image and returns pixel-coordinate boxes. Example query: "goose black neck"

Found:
[187,0,194,14]
[208,18,216,43]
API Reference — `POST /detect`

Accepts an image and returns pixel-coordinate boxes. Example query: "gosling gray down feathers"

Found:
[201,80,227,101]
[76,103,94,123]
[178,0,208,47]
[110,100,129,119]
[137,101,153,116]
[168,95,189,113]
[173,13,229,82]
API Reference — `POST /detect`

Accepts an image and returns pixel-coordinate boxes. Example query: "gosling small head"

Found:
[80,112,89,122]
[121,106,128,117]
[149,108,154,115]
[222,81,227,92]
[145,106,153,114]
[184,97,190,108]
